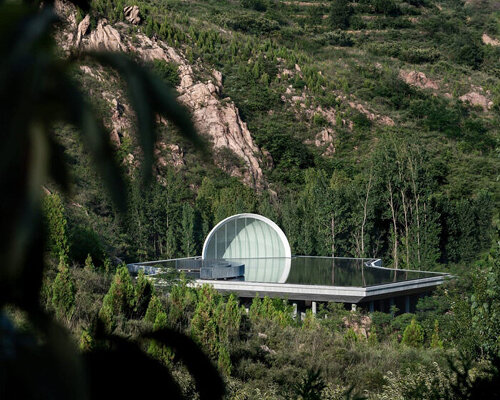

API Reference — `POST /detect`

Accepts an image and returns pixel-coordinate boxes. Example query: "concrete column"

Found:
[245,307,249,314]
[351,303,357,312]
[405,295,410,314]
[312,301,317,315]
[300,312,306,321]
[293,303,297,319]
[369,301,374,313]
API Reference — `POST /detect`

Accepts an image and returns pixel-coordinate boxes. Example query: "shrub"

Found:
[368,325,379,346]
[329,0,353,30]
[313,31,354,47]
[152,59,180,88]
[391,313,415,332]
[79,329,94,351]
[69,226,105,267]
[225,13,280,35]
[42,193,69,261]
[148,311,175,366]
[51,258,76,321]
[373,0,401,16]
[144,294,164,324]
[402,318,424,347]
[99,266,136,331]
[134,270,154,318]
[344,327,359,345]
[450,35,484,69]
[241,0,268,12]
[430,320,443,349]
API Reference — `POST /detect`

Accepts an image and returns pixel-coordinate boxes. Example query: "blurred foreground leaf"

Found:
[0,2,218,399]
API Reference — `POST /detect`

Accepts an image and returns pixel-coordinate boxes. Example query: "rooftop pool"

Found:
[131,256,447,288]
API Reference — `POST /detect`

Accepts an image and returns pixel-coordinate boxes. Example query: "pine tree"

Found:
[431,319,443,349]
[84,254,94,271]
[80,329,94,351]
[402,318,424,347]
[103,258,114,275]
[144,294,164,324]
[51,257,76,322]
[42,193,69,261]
[99,266,135,332]
[302,309,319,330]
[165,222,177,259]
[344,327,358,345]
[217,344,232,376]
[368,325,378,346]
[181,203,196,257]
[190,285,221,360]
[248,295,262,322]
[221,294,242,341]
[148,311,174,365]
[134,270,154,318]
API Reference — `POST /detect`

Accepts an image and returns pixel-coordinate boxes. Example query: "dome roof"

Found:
[202,213,291,283]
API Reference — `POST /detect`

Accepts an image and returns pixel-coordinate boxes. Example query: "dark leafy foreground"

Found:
[0,1,221,399]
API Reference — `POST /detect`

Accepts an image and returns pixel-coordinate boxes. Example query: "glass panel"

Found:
[216,227,225,260]
[223,218,237,258]
[206,236,216,259]
[234,217,244,257]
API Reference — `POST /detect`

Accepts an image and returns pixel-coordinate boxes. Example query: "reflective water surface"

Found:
[144,256,446,288]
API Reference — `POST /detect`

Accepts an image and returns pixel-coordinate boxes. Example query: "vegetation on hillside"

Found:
[59,0,498,272]
[2,0,499,398]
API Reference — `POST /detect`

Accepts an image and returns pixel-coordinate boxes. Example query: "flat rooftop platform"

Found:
[128,256,450,303]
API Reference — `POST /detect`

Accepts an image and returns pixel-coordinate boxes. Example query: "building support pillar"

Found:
[312,301,317,315]
[351,303,357,312]
[293,303,297,320]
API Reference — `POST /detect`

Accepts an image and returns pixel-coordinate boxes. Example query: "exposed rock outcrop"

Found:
[399,70,439,90]
[100,91,132,146]
[75,14,90,46]
[459,91,493,110]
[482,33,500,46]
[310,128,335,156]
[86,19,127,52]
[123,6,141,25]
[156,143,185,169]
[63,11,266,188]
[348,101,395,126]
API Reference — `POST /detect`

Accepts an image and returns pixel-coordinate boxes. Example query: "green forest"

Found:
[1,0,499,398]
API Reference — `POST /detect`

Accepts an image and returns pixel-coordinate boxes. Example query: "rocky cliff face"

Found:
[54,1,267,189]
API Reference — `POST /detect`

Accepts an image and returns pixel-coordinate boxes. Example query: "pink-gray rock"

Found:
[123,6,141,25]
[86,19,127,52]
[75,14,90,46]
[459,91,493,110]
[399,70,439,90]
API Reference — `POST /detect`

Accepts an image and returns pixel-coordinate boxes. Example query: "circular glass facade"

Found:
[202,213,292,282]
[202,213,291,259]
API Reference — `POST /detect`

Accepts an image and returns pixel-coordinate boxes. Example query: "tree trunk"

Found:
[331,214,336,259]
[388,182,398,269]
[400,189,410,268]
[360,170,373,258]
[408,157,421,265]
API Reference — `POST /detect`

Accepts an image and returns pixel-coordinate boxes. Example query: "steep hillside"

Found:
[51,0,498,267]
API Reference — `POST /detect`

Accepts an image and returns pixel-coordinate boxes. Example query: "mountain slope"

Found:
[51,0,498,267]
